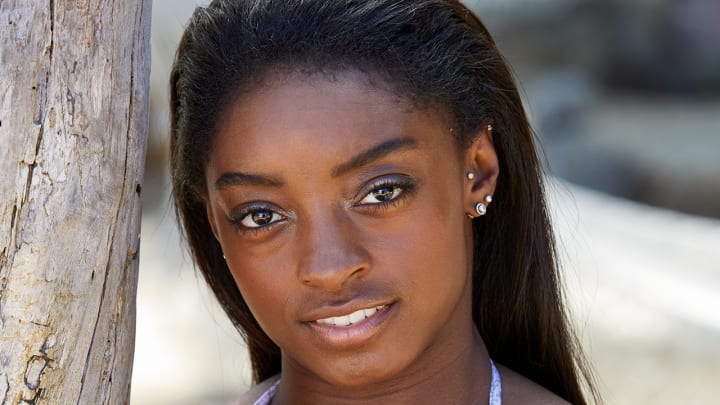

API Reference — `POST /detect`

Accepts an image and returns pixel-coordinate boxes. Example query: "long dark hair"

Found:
[169,0,598,403]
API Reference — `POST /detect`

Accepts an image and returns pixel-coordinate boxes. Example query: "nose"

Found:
[296,208,370,291]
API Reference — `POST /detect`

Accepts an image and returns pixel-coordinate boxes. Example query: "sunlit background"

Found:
[132,1,720,403]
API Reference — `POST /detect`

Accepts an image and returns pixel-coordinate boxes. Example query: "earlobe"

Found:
[463,125,499,218]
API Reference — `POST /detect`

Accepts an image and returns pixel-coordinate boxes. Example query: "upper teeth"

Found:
[315,306,385,326]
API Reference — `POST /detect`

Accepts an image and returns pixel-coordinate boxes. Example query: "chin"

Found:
[315,353,409,388]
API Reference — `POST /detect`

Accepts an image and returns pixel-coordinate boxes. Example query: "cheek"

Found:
[227,252,294,337]
[369,179,469,296]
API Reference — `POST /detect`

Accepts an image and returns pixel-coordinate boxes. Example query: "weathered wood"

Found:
[0,0,151,403]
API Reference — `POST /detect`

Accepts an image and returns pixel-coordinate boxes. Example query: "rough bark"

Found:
[0,0,151,403]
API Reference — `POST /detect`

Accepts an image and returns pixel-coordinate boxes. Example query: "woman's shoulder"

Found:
[223,375,281,405]
[497,363,571,405]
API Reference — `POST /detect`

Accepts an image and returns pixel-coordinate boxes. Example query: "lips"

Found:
[303,302,394,348]
[314,305,386,327]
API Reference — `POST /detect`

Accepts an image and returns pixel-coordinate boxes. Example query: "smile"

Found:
[305,303,394,348]
[314,305,386,327]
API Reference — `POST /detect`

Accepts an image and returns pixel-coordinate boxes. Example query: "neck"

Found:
[275,330,492,405]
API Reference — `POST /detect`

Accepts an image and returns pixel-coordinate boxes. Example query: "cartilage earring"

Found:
[466,172,475,180]
[475,202,487,216]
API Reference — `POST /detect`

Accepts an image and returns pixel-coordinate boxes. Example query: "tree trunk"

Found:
[0,1,151,403]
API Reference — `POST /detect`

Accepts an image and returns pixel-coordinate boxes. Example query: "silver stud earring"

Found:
[487,124,493,132]
[484,194,493,204]
[475,202,487,216]
[466,172,475,180]
[223,254,226,260]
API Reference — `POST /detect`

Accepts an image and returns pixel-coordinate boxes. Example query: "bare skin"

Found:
[206,70,568,404]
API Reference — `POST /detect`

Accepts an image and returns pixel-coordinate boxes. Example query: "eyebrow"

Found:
[331,137,417,178]
[214,137,417,190]
[215,172,284,189]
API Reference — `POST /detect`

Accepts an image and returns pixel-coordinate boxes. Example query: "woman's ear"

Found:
[463,124,499,218]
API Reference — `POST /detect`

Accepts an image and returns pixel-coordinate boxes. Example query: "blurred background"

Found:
[132,0,720,403]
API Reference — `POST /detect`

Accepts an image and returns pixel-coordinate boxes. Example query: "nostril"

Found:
[296,214,371,289]
[297,246,370,290]
[349,267,366,279]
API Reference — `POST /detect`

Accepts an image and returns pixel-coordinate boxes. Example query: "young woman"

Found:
[169,1,598,403]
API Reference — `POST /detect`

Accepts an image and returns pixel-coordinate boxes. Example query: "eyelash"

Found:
[228,175,417,235]
[354,176,416,212]
[228,203,287,236]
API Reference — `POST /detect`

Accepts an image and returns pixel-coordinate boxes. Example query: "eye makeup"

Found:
[225,173,419,237]
[353,174,418,213]
[227,202,288,236]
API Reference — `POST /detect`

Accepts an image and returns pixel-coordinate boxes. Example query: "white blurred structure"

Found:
[551,182,720,404]
[132,206,250,405]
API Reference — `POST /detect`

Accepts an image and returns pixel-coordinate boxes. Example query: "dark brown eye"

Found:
[373,187,397,202]
[240,209,281,228]
[360,185,402,204]
[252,211,273,225]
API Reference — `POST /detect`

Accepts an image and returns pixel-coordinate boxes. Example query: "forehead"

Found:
[207,70,456,178]
[222,70,410,134]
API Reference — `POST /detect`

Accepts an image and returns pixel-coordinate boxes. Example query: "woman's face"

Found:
[205,71,491,388]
